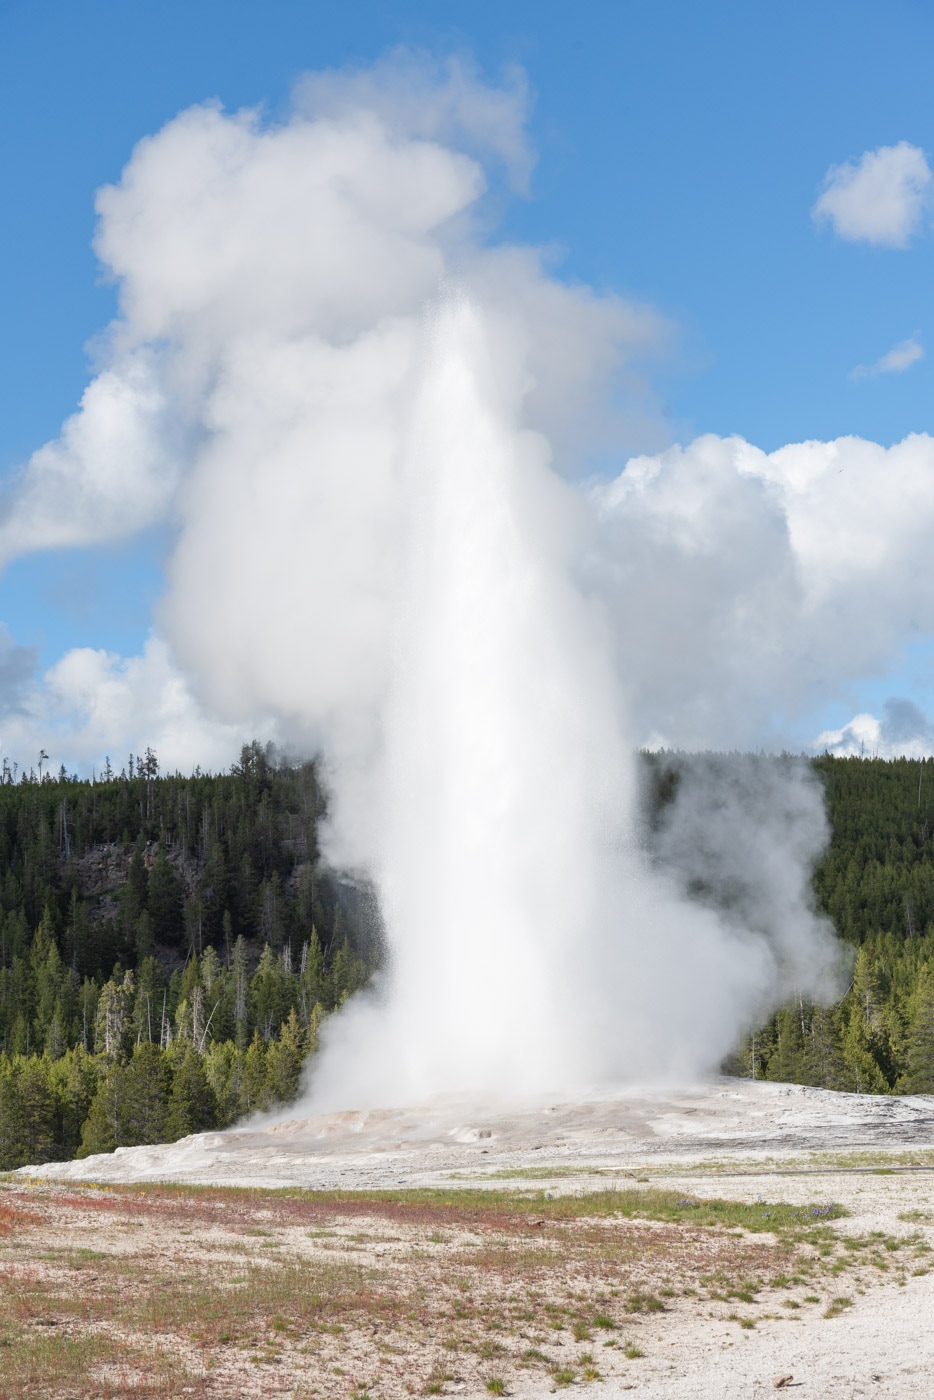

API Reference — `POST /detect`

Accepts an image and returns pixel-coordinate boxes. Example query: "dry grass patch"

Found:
[0,1180,918,1399]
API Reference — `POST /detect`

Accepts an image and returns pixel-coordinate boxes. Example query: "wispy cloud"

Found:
[813,141,932,248]
[849,334,924,381]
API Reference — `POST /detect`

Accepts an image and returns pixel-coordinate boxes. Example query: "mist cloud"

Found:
[647,752,839,1001]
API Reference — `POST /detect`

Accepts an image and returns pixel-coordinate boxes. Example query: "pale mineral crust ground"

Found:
[10,1077,934,1399]
[20,1077,934,1190]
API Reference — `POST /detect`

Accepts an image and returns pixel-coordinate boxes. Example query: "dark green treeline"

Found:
[0,742,372,1168]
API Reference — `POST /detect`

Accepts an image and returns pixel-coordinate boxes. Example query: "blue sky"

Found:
[1,0,933,762]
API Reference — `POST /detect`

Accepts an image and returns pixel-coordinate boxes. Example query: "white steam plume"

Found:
[307,301,840,1106]
[2,57,846,1101]
[646,753,838,985]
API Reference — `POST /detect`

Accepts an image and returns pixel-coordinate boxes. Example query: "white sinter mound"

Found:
[20,1078,934,1189]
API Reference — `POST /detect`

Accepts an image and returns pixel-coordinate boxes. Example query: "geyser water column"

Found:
[377,299,635,1096]
[307,299,781,1110]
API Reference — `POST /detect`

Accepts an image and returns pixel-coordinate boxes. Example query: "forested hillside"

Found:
[2,747,934,1172]
[0,743,373,1168]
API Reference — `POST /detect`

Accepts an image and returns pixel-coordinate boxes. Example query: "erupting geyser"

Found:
[5,56,846,1110]
[305,298,841,1109]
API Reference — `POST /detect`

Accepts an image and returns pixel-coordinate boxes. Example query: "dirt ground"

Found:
[7,1078,934,1398]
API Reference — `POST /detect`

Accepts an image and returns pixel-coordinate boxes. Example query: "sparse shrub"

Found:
[624,1291,664,1313]
[824,1296,854,1318]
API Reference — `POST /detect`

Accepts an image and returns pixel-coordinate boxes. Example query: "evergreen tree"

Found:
[200,842,229,944]
[231,935,250,1050]
[166,1049,217,1140]
[240,1032,269,1114]
[766,1005,808,1085]
[330,938,365,1007]
[18,1056,55,1164]
[265,1009,307,1105]
[121,1042,171,1144]
[148,844,184,945]
[250,944,293,1040]
[135,909,155,962]
[257,875,285,950]
[78,1064,124,1157]
[64,889,93,974]
[306,1000,325,1057]
[203,1040,243,1126]
[32,914,70,1051]
[183,895,205,959]
[132,956,165,1044]
[900,968,934,1093]
[841,1008,889,1094]
[806,1006,848,1089]
[0,1057,27,1167]
[94,969,136,1058]
[76,978,99,1052]
[48,1046,99,1160]
[120,837,150,939]
[299,927,327,1013]
[44,1007,66,1059]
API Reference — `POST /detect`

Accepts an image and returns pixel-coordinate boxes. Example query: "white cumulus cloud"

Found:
[593,431,934,752]
[0,635,263,777]
[816,699,934,760]
[0,353,178,569]
[813,141,932,247]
